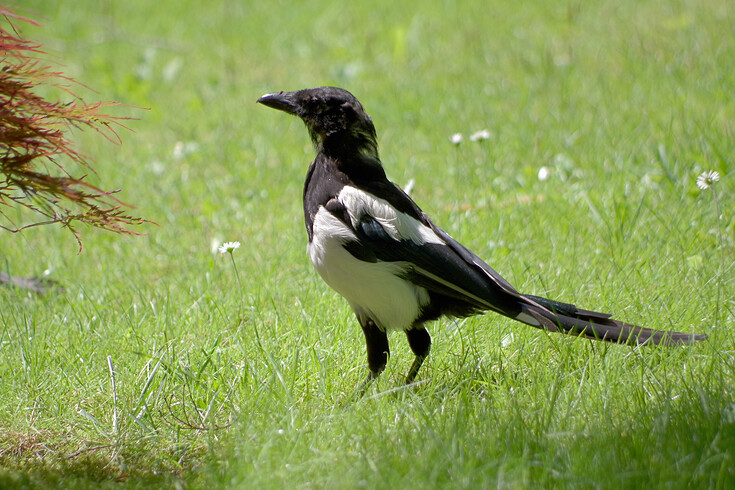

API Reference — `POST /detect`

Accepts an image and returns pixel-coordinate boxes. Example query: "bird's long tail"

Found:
[517,295,706,346]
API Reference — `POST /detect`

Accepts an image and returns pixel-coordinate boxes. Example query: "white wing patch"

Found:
[337,186,444,246]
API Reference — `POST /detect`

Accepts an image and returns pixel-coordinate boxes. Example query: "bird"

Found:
[256,86,707,387]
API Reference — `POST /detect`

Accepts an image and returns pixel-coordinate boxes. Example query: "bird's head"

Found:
[257,87,378,159]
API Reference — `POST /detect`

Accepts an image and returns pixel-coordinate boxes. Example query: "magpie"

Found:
[257,86,706,386]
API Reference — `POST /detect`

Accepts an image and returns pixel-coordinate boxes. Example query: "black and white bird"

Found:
[257,86,706,386]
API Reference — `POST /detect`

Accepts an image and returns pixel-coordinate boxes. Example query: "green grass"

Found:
[1,0,733,487]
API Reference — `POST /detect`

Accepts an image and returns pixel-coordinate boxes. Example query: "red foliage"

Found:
[0,7,146,251]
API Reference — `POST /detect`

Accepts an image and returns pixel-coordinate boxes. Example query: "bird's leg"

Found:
[356,370,379,396]
[405,327,431,384]
[358,319,389,392]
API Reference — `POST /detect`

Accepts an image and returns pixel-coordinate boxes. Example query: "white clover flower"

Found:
[537,166,550,181]
[450,133,463,145]
[469,129,491,142]
[696,170,720,190]
[218,241,241,254]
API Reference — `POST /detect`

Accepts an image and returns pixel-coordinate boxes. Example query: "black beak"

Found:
[257,91,298,114]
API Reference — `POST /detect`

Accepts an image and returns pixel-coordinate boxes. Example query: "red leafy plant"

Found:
[0,7,146,251]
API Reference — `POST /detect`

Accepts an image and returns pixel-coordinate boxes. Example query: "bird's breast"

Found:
[307,206,429,331]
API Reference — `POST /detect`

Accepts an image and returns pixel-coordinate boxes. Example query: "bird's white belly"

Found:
[307,207,428,331]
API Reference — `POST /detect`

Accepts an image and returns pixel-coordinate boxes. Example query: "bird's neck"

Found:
[313,133,387,188]
[318,127,379,162]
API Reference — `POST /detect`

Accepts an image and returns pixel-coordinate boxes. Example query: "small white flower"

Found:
[450,133,463,145]
[696,170,720,190]
[211,237,222,254]
[537,166,550,181]
[173,141,200,160]
[218,241,241,254]
[469,129,491,142]
[173,142,185,159]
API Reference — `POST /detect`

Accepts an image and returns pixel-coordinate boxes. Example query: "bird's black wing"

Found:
[424,219,520,296]
[326,186,525,319]
[357,179,522,295]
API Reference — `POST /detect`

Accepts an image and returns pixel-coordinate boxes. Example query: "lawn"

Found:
[1,0,733,488]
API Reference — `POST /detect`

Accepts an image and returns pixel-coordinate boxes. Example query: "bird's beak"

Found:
[257,91,298,114]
